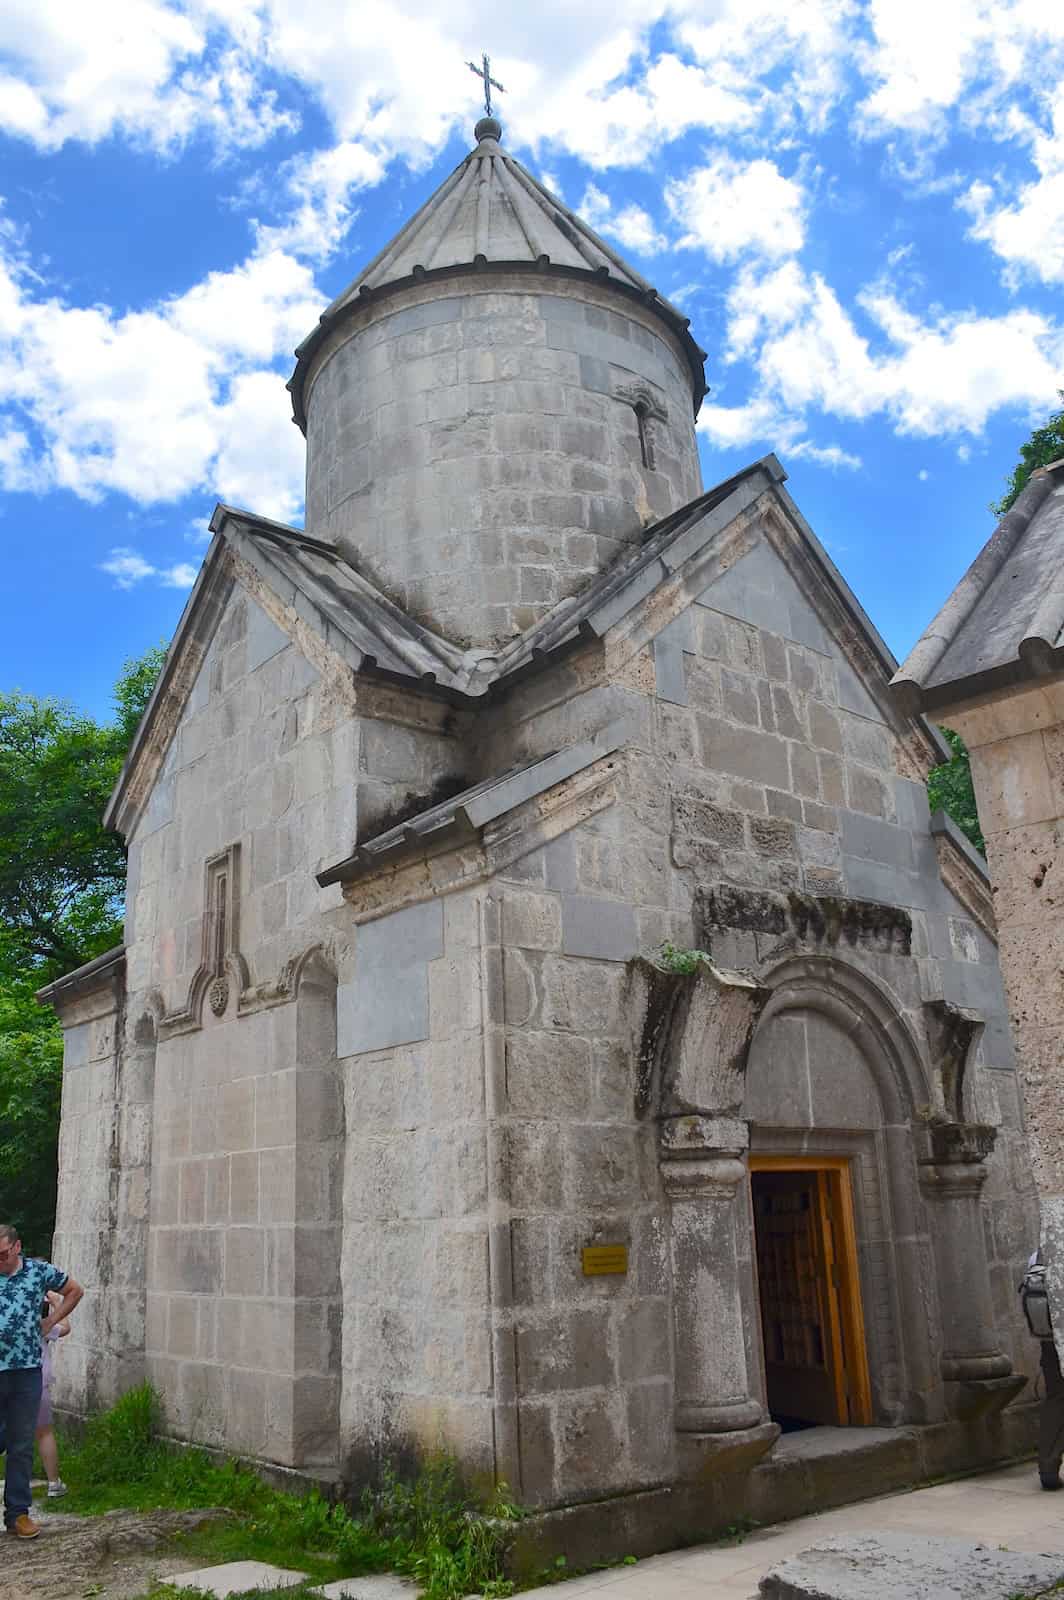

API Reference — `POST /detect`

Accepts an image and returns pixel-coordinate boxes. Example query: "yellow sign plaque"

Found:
[581,1244,628,1276]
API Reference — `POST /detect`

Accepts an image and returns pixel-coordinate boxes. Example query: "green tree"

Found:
[0,644,164,1251]
[992,391,1064,515]
[0,646,165,979]
[927,727,984,855]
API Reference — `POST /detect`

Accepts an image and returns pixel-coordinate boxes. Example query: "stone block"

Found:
[750,817,797,858]
[246,599,290,673]
[561,896,639,961]
[809,700,843,753]
[554,1392,628,1498]
[790,743,820,798]
[153,1228,221,1294]
[772,683,805,740]
[506,1122,565,1211]
[617,1299,672,1383]
[229,1151,261,1224]
[338,900,444,1057]
[516,1306,615,1393]
[539,956,626,1034]
[510,1215,554,1305]
[759,1533,1064,1600]
[564,1125,646,1210]
[224,1227,266,1296]
[625,1379,673,1476]
[502,889,563,951]
[255,1070,296,1150]
[722,668,760,726]
[506,1030,595,1118]
[168,1295,198,1358]
[696,715,790,788]
[653,635,688,705]
[839,809,913,870]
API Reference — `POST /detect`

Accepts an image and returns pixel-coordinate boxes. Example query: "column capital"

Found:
[917,1121,996,1193]
[661,1154,747,1200]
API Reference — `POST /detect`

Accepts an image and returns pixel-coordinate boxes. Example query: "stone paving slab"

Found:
[514,1461,1064,1597]
[758,1532,1064,1599]
[313,1579,418,1599]
[160,1560,310,1596]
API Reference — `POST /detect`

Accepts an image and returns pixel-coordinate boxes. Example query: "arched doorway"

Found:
[744,957,935,1430]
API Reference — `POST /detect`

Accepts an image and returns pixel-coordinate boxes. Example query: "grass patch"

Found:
[53,1384,520,1598]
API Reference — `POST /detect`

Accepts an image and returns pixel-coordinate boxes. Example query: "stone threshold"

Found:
[505,1405,1040,1578]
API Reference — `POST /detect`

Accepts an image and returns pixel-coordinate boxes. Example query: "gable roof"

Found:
[892,459,1064,715]
[105,450,949,841]
[288,118,707,429]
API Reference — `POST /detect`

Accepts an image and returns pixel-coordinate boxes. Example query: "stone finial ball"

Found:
[475,115,503,143]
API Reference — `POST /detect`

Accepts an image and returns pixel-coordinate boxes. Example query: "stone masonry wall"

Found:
[120,578,467,1462]
[336,889,494,1484]
[945,681,1064,1343]
[471,523,1038,1506]
[302,275,703,647]
[49,964,136,1415]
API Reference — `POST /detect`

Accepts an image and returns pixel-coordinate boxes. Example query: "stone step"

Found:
[759,1532,1064,1600]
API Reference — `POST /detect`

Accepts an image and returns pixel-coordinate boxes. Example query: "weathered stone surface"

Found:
[161,1563,309,1597]
[39,133,1041,1555]
[759,1533,1064,1600]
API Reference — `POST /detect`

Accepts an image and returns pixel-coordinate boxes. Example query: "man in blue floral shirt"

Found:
[0,1222,82,1538]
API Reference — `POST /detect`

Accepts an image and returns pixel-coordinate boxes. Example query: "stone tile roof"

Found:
[316,724,625,887]
[892,459,1064,715]
[212,456,787,703]
[288,118,707,427]
[106,450,950,842]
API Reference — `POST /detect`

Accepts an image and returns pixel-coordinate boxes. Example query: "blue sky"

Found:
[1,1,1062,722]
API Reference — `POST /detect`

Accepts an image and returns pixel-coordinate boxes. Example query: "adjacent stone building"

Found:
[893,458,1064,1350]
[40,118,1041,1556]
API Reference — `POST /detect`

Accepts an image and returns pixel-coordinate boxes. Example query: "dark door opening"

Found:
[751,1159,872,1429]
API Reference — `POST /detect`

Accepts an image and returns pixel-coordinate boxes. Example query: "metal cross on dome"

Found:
[467,52,505,117]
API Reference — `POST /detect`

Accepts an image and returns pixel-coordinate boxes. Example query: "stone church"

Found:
[40,115,1042,1554]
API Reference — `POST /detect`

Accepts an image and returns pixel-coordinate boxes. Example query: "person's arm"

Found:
[42,1276,83,1337]
[56,1318,71,1338]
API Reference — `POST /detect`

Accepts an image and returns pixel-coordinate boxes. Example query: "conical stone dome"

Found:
[291,119,708,649]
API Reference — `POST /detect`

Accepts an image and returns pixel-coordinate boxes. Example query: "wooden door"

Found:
[751,1163,871,1427]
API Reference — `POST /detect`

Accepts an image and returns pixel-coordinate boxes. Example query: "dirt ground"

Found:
[4,1507,227,1600]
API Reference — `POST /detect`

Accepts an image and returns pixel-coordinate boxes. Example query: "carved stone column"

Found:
[632,956,778,1468]
[662,1116,764,1433]
[919,1122,1024,1417]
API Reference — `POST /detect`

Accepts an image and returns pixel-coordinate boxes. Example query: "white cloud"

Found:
[0,0,294,153]
[100,547,199,589]
[161,561,199,587]
[696,390,860,471]
[0,235,318,517]
[959,87,1064,285]
[0,1,859,178]
[256,140,386,263]
[666,155,806,262]
[702,258,1064,457]
[787,439,862,470]
[857,0,1064,142]
[578,183,667,255]
[918,468,929,480]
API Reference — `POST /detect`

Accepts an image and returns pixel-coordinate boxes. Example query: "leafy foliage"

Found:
[656,941,712,975]
[992,391,1064,516]
[0,988,62,1253]
[0,644,164,1250]
[927,728,985,855]
[0,645,165,980]
[59,1385,519,1600]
